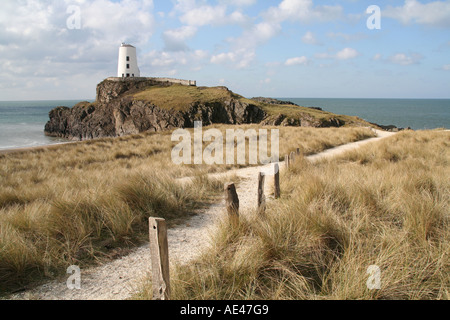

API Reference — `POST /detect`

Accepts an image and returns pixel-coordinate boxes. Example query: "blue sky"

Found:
[1,0,449,100]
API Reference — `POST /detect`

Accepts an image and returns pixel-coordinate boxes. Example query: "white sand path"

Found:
[6,129,395,300]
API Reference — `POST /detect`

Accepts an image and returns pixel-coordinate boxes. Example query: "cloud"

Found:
[219,0,257,7]
[212,0,343,69]
[336,47,360,60]
[163,26,197,51]
[140,49,211,76]
[0,0,155,64]
[210,20,280,69]
[179,5,227,26]
[372,52,424,65]
[388,53,423,65]
[177,3,250,27]
[0,0,156,99]
[210,52,236,64]
[315,48,360,61]
[373,53,382,61]
[442,64,450,70]
[384,0,450,28]
[82,0,155,44]
[285,56,309,66]
[302,31,321,45]
[327,32,369,43]
[263,0,343,24]
[210,49,255,69]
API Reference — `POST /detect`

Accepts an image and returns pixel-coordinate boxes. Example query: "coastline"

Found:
[0,141,77,156]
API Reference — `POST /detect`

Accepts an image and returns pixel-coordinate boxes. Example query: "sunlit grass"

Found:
[0,125,375,293]
[136,130,449,300]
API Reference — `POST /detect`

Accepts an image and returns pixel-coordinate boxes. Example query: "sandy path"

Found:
[6,129,395,300]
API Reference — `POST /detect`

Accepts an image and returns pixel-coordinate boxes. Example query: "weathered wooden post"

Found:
[149,217,170,300]
[273,163,280,199]
[224,183,239,224]
[257,172,266,214]
[285,154,290,168]
[290,151,296,164]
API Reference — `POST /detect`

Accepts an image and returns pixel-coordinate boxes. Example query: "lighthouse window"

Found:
[126,64,130,69]
[126,56,130,61]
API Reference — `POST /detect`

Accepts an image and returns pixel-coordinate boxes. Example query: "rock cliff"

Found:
[45,79,267,140]
[45,78,375,140]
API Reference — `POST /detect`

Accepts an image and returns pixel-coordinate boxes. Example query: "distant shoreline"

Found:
[0,141,77,155]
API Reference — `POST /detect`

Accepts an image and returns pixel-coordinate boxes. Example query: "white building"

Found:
[117,43,140,78]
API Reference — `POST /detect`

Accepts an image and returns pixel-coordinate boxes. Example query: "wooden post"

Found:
[149,218,170,300]
[296,148,301,156]
[274,163,280,199]
[224,183,239,223]
[290,151,295,164]
[257,172,266,214]
[285,154,290,168]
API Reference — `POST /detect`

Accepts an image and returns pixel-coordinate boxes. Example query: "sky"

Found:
[1,0,450,100]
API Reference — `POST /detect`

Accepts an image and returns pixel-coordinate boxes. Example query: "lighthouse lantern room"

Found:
[117,43,140,78]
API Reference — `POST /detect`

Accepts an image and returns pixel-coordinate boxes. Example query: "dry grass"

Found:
[140,130,449,300]
[0,125,374,293]
[255,101,367,126]
[131,85,373,128]
[132,85,240,111]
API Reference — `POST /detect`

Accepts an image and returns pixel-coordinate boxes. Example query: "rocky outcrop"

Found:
[45,78,376,141]
[260,113,345,128]
[251,97,299,106]
[251,97,323,111]
[96,78,174,104]
[369,123,411,132]
[45,79,267,140]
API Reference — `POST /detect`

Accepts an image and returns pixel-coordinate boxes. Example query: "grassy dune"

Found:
[138,130,449,300]
[0,126,375,293]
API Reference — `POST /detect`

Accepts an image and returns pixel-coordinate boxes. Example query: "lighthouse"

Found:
[117,43,140,78]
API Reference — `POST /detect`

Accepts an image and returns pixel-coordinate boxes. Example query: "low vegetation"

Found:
[258,102,367,127]
[137,130,449,300]
[0,125,375,293]
[132,85,239,111]
[132,84,375,128]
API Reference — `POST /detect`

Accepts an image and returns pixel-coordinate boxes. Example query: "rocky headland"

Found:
[45,78,386,140]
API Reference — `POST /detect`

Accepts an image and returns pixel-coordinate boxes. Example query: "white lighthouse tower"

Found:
[117,43,140,78]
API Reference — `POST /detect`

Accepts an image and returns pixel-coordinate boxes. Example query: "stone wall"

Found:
[105,77,196,86]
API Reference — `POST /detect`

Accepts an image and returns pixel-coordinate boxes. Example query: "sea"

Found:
[0,98,449,151]
[0,100,93,151]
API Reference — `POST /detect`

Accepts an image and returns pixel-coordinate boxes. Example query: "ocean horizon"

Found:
[0,98,449,151]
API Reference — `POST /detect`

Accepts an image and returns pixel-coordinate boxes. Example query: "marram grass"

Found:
[136,130,449,300]
[0,125,374,293]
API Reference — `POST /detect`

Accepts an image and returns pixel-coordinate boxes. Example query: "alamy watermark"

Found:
[67,265,81,290]
[66,5,81,30]
[366,265,381,290]
[366,5,381,30]
[171,121,279,174]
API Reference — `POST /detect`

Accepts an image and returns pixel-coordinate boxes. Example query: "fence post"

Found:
[290,151,295,164]
[274,163,280,199]
[257,172,266,214]
[285,154,290,169]
[224,183,239,224]
[149,217,170,300]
